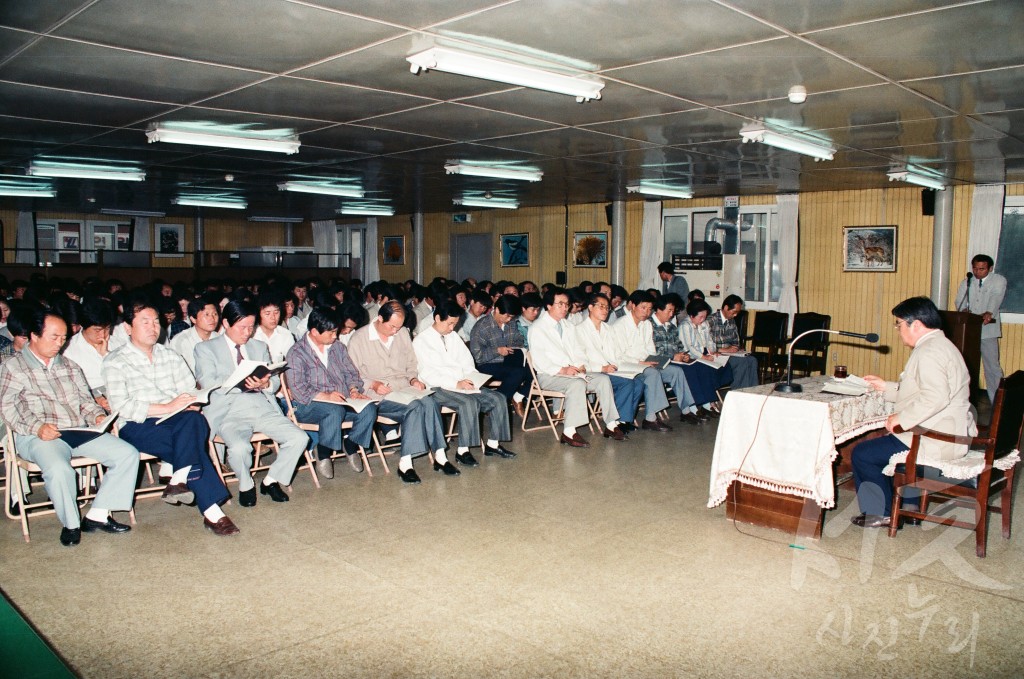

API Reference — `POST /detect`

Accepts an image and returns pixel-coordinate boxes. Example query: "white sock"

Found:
[159,462,173,477]
[384,429,400,442]
[169,467,190,485]
[703,403,715,411]
[564,426,577,437]
[688,406,699,414]
[486,439,499,449]
[203,505,226,522]
[398,456,412,472]
[512,393,524,403]
[457,446,469,454]
[605,420,619,430]
[434,449,448,464]
[85,507,108,523]
[262,475,278,487]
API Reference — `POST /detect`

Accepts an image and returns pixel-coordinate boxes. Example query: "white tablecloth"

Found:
[707,376,894,509]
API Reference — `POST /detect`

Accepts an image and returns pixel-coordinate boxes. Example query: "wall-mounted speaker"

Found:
[605,203,613,226]
[921,189,935,216]
[555,271,567,285]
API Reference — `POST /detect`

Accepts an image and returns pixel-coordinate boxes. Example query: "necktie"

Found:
[234,343,244,365]
[979,278,983,289]
[441,334,447,352]
[557,323,563,338]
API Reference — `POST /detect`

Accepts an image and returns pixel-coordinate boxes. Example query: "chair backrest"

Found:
[734,309,749,347]
[791,312,831,349]
[751,310,788,343]
[991,371,1024,458]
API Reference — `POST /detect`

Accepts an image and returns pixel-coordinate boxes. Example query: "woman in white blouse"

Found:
[678,298,734,412]
[252,294,295,362]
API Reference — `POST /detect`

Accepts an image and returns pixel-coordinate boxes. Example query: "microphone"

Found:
[957,272,972,311]
[774,328,879,393]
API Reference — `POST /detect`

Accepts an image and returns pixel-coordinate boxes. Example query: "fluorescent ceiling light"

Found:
[249,215,304,223]
[173,196,247,210]
[278,181,364,198]
[146,122,300,154]
[100,208,165,217]
[28,160,145,182]
[408,46,604,102]
[445,162,542,182]
[0,179,55,198]
[337,206,395,216]
[739,122,835,161]
[887,166,946,191]
[627,182,693,199]
[454,197,519,210]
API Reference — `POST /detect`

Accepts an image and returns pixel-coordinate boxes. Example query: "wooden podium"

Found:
[940,310,983,399]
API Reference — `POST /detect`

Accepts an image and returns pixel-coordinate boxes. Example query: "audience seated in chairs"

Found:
[471,294,531,419]
[707,294,759,389]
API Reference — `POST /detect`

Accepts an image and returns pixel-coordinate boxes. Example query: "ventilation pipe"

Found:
[703,218,750,254]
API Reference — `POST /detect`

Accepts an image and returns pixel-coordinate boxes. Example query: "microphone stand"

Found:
[774,329,879,393]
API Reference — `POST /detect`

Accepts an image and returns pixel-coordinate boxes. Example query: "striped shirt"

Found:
[708,310,740,348]
[0,349,106,434]
[102,341,197,423]
[285,334,364,405]
[678,318,717,359]
[471,313,525,365]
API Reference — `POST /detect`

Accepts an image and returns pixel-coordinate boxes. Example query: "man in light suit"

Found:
[850,296,977,528]
[194,300,308,507]
[657,261,689,303]
[953,254,1007,404]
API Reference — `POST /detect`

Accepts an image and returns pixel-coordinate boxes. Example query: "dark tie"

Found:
[979,278,983,289]
[234,343,244,365]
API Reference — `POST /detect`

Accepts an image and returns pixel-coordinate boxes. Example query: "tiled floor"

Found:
[1,416,1022,678]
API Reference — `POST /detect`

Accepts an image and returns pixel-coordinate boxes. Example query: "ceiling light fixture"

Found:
[626,181,693,200]
[146,122,300,154]
[337,206,395,216]
[787,85,807,104]
[0,179,56,198]
[454,197,519,210]
[407,46,604,103]
[248,215,304,223]
[173,195,247,210]
[444,161,543,182]
[277,181,364,198]
[28,160,146,182]
[887,166,946,191]
[739,122,835,161]
[100,208,166,217]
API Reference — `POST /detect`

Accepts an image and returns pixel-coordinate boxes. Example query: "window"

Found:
[997,197,1024,317]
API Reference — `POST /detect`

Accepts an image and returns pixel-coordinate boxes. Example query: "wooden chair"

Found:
[748,310,789,383]
[773,312,831,377]
[889,371,1024,557]
[4,431,135,542]
[521,351,597,440]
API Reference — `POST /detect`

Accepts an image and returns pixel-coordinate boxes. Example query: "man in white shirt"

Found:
[168,297,221,375]
[413,301,516,467]
[953,254,1007,404]
[62,297,116,408]
[575,293,672,433]
[528,288,624,447]
[611,290,700,424]
[253,295,295,363]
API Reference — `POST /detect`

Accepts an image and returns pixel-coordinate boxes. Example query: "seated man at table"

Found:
[707,294,759,389]
[850,296,976,528]
[194,300,309,507]
[0,310,138,546]
[471,294,531,418]
[103,302,238,536]
[575,292,671,433]
[347,301,449,483]
[414,300,516,466]
[285,307,378,479]
[528,287,624,447]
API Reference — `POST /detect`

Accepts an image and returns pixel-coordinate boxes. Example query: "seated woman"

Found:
[677,298,735,417]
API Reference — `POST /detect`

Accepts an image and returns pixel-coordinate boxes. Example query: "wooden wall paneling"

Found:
[376,215,414,282]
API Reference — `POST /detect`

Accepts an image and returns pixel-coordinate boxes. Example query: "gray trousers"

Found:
[217,404,309,491]
[727,355,759,389]
[537,373,619,430]
[639,367,670,420]
[981,337,1003,404]
[16,432,139,529]
[660,364,695,412]
[377,397,447,459]
[431,388,511,448]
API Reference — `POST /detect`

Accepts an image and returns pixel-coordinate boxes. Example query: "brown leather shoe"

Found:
[204,516,240,536]
[512,400,526,419]
[602,427,626,441]
[680,412,703,425]
[641,419,672,432]
[560,433,590,448]
[702,406,720,419]
[161,483,195,506]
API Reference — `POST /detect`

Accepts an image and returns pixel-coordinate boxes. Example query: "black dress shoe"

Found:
[851,513,924,529]
[641,419,672,432]
[433,460,461,476]
[260,481,290,502]
[680,412,703,425]
[59,527,81,547]
[397,467,421,484]
[81,516,131,534]
[618,422,637,433]
[455,451,479,467]
[484,444,517,459]
[9,498,21,517]
[238,487,257,507]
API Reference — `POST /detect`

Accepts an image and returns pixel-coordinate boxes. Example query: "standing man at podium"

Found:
[955,254,1006,404]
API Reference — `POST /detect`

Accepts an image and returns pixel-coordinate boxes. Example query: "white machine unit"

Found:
[671,254,745,302]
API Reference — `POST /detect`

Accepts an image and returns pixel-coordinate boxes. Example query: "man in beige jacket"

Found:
[851,296,976,528]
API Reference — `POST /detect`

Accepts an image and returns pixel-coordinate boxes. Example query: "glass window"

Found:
[996,199,1024,313]
[663,214,689,257]
[738,209,779,304]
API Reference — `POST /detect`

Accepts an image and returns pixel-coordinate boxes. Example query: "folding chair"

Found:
[521,351,597,440]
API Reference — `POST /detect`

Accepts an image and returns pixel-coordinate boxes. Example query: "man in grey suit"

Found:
[194,300,308,507]
[657,261,689,301]
[954,254,1007,404]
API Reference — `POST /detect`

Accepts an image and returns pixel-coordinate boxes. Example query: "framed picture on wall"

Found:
[500,233,530,267]
[843,226,897,272]
[382,236,405,265]
[155,223,184,258]
[573,231,608,267]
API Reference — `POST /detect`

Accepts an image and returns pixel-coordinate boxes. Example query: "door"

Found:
[450,234,492,283]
